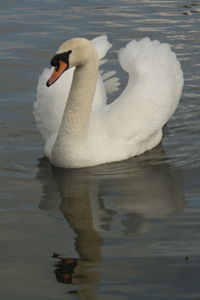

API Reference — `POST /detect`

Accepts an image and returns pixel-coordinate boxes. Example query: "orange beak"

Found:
[46,60,68,87]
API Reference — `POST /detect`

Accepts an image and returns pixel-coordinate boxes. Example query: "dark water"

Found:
[1,0,200,299]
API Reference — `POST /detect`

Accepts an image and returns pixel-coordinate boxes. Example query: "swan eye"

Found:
[55,62,59,71]
[50,56,58,67]
[50,50,72,68]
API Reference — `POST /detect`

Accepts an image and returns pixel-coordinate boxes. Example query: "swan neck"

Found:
[51,55,98,167]
[64,60,98,138]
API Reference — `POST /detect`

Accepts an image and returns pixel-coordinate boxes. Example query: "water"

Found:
[1,0,200,299]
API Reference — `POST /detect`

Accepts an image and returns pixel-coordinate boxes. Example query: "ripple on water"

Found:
[1,0,200,299]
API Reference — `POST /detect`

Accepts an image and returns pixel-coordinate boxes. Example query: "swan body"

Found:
[33,35,184,168]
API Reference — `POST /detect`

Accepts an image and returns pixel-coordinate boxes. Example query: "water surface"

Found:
[1,0,200,299]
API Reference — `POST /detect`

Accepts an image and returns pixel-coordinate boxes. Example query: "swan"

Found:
[33,35,184,168]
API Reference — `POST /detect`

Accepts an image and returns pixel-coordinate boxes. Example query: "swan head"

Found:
[46,38,98,87]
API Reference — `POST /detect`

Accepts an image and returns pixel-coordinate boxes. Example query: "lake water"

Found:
[1,0,200,299]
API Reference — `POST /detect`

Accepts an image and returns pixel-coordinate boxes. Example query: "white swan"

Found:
[33,35,184,168]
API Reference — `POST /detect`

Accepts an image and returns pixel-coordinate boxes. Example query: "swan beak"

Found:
[46,60,68,87]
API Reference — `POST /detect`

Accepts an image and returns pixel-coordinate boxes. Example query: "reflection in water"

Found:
[53,254,78,284]
[37,145,185,298]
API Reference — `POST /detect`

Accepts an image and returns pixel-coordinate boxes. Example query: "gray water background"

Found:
[0,0,200,299]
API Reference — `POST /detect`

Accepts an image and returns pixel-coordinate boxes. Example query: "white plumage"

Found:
[33,35,183,168]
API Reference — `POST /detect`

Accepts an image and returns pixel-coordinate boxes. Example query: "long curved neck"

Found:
[62,60,98,140]
[51,55,98,167]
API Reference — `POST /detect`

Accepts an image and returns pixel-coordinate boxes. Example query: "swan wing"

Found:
[91,35,120,110]
[33,35,119,156]
[33,66,73,141]
[105,38,184,144]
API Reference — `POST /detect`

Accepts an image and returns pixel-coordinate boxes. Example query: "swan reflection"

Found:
[37,146,185,297]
